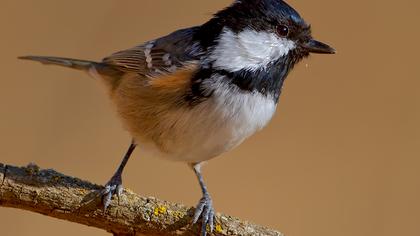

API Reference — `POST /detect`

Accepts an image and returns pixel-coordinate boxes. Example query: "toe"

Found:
[193,195,216,236]
[201,222,208,236]
[202,206,210,225]
[116,184,123,197]
[101,179,123,210]
[101,185,111,195]
[102,191,112,210]
[193,201,206,224]
[209,210,215,232]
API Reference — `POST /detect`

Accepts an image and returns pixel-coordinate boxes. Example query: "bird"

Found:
[19,0,334,235]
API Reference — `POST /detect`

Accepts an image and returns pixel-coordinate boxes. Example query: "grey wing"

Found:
[102,27,203,76]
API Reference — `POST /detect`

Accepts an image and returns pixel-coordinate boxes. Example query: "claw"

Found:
[201,221,208,236]
[208,208,215,232]
[101,174,123,210]
[99,142,135,211]
[193,194,215,236]
[193,198,206,223]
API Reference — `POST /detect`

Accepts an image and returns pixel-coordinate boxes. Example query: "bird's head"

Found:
[200,0,335,72]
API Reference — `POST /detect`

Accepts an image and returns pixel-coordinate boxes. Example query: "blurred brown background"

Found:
[0,0,419,235]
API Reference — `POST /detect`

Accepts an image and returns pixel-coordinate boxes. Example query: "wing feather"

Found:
[102,27,203,77]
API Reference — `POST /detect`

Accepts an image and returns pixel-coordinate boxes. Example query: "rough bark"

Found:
[0,163,283,236]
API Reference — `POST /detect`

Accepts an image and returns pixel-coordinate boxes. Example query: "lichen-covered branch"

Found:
[0,163,283,236]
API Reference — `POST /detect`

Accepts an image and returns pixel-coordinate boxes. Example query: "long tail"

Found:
[19,56,123,89]
[18,56,98,71]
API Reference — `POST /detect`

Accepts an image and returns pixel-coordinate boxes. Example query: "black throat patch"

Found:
[186,53,299,105]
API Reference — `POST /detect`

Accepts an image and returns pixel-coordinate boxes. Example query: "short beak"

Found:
[303,39,335,54]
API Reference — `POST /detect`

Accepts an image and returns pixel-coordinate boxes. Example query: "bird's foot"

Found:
[101,173,123,210]
[193,194,215,236]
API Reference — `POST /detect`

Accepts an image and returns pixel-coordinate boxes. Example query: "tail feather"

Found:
[18,56,96,71]
[19,55,124,91]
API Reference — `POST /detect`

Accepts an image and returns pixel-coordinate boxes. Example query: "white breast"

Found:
[136,76,277,163]
[206,80,277,154]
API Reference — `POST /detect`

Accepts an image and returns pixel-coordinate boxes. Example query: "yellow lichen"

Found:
[153,206,167,216]
[170,210,185,220]
[78,189,88,194]
[215,224,223,233]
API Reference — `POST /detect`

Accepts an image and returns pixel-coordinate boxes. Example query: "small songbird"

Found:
[20,0,334,235]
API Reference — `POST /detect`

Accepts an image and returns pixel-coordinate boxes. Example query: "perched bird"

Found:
[20,0,334,235]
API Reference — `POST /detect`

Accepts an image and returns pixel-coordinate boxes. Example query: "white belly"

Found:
[136,84,277,163]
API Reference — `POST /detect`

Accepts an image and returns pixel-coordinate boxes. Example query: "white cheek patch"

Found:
[209,28,296,72]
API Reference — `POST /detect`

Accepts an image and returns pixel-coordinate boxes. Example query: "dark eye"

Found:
[277,25,289,37]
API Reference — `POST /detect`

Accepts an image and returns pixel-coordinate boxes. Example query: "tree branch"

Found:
[0,163,283,236]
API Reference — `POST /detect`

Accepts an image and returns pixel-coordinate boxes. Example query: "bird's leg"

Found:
[191,163,215,236]
[102,141,137,210]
